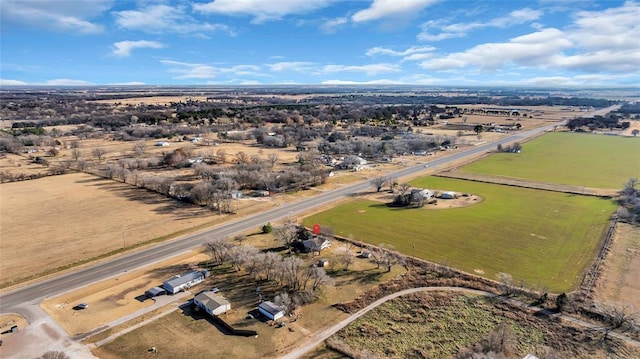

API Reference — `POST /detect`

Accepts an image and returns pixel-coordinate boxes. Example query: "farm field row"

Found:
[460,132,640,189]
[303,177,617,292]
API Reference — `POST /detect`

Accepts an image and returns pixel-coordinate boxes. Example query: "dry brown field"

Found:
[594,222,640,309]
[91,96,209,106]
[0,172,274,287]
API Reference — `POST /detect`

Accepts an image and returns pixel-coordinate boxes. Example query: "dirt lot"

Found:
[0,313,28,335]
[0,172,273,287]
[357,190,482,209]
[595,222,640,309]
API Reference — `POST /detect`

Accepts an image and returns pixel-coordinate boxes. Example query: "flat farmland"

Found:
[0,172,272,287]
[460,132,640,189]
[303,177,617,292]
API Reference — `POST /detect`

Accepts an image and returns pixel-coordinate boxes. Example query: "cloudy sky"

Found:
[1,0,639,87]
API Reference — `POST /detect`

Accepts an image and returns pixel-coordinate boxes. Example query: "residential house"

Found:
[194,291,231,316]
[302,238,331,253]
[162,270,209,294]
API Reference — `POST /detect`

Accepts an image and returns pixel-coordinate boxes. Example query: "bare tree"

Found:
[307,266,334,291]
[206,237,233,265]
[602,305,638,340]
[268,153,279,168]
[71,148,81,161]
[92,147,107,161]
[274,292,294,316]
[274,222,299,254]
[385,176,398,192]
[371,176,386,192]
[260,252,282,281]
[235,151,249,165]
[216,149,227,163]
[133,141,146,156]
[398,183,411,196]
[276,256,304,290]
[76,160,87,172]
[496,272,515,296]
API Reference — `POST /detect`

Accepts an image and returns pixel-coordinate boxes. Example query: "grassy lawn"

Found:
[304,177,617,292]
[460,132,640,189]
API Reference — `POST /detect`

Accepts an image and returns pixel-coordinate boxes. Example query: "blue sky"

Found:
[1,0,639,87]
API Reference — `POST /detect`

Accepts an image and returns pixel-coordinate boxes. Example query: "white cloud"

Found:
[352,0,437,23]
[421,28,572,71]
[267,62,316,72]
[114,4,234,35]
[320,17,348,33]
[194,0,333,23]
[418,7,543,41]
[113,40,165,57]
[39,79,94,86]
[322,63,401,76]
[420,2,640,76]
[161,60,266,80]
[1,0,110,34]
[0,79,28,86]
[366,46,434,57]
[161,60,218,79]
[568,2,640,51]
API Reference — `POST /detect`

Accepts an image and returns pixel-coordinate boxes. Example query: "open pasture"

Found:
[304,177,617,292]
[460,132,640,189]
[0,172,272,287]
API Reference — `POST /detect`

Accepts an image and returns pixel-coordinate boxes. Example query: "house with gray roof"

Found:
[162,270,209,294]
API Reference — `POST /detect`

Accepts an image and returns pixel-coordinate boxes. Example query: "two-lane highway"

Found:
[0,121,560,313]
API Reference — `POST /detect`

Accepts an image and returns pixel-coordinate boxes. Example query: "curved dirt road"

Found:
[280,286,640,359]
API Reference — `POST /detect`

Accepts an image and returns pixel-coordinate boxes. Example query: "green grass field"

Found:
[461,132,640,189]
[304,177,617,292]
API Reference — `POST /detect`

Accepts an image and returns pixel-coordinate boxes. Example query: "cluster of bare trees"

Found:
[365,243,405,272]
[618,178,640,224]
[205,237,334,294]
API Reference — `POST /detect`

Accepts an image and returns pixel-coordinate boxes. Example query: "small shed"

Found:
[162,270,209,295]
[258,301,285,321]
[318,258,330,267]
[194,292,231,316]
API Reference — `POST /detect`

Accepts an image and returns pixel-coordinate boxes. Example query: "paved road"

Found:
[280,286,640,359]
[0,122,560,314]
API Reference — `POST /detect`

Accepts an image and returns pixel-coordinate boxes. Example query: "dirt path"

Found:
[436,171,618,197]
[279,286,640,359]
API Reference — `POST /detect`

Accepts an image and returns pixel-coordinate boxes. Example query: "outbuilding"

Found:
[258,301,285,321]
[145,286,167,298]
[162,270,209,295]
[194,291,231,316]
[440,191,457,199]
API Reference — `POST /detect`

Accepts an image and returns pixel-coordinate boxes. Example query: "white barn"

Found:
[194,291,231,316]
[258,301,285,321]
